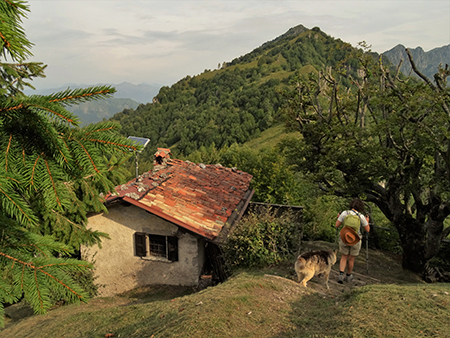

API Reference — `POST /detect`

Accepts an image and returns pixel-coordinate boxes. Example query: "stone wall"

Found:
[82,203,205,297]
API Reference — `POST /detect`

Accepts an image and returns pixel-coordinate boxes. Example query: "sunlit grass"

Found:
[3,244,449,338]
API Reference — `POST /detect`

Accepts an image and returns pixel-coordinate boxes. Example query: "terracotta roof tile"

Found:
[105,155,253,240]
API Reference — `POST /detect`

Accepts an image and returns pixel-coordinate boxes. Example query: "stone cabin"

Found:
[82,148,254,297]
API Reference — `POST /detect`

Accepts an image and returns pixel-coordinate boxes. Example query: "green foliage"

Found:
[222,209,301,269]
[0,219,92,315]
[0,0,46,96]
[222,145,302,204]
[184,143,230,166]
[0,0,136,326]
[280,41,450,272]
[302,195,342,242]
[367,206,402,254]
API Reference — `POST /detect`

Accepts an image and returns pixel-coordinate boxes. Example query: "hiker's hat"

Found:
[340,226,360,246]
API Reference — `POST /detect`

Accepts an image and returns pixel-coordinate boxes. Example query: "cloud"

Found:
[22,0,450,89]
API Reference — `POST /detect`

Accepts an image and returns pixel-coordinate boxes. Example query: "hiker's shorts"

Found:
[339,237,362,256]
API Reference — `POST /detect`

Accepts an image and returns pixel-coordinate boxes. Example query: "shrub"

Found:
[222,208,301,269]
[302,195,342,242]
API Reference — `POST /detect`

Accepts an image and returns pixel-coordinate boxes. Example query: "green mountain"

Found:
[109,25,363,160]
[110,26,446,161]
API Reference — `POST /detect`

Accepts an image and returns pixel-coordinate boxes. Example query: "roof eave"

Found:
[122,196,216,240]
[212,188,255,244]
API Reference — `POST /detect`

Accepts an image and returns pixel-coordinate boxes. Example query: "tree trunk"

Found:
[400,238,427,273]
[396,215,427,273]
[425,219,446,261]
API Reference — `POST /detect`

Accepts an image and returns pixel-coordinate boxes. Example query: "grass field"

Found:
[3,241,449,338]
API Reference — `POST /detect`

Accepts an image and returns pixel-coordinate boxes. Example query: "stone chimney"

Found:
[153,148,171,172]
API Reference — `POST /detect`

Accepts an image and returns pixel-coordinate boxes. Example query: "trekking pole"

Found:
[335,225,339,251]
[365,204,372,275]
[366,230,369,274]
[333,214,340,252]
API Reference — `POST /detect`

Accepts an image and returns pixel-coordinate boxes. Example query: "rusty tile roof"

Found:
[105,152,254,241]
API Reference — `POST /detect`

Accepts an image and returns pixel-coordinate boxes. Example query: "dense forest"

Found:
[110,25,374,160]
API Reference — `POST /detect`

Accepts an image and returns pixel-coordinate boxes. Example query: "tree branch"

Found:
[405,48,436,89]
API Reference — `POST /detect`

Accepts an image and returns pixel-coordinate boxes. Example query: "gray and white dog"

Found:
[295,250,337,289]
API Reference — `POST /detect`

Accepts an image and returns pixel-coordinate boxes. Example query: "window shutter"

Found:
[167,236,178,262]
[134,233,147,257]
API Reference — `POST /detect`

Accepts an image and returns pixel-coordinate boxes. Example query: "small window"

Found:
[149,235,179,262]
[149,234,166,257]
[134,232,178,262]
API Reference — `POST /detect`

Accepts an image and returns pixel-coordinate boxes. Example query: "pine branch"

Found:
[0,0,34,61]
[0,180,37,227]
[0,62,46,96]
[32,103,77,124]
[0,250,92,315]
[0,2,137,318]
[44,85,117,106]
[4,134,12,171]
[72,137,100,173]
[44,158,62,208]
[30,153,41,188]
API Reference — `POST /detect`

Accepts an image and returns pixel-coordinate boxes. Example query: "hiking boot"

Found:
[338,273,344,284]
[345,274,354,282]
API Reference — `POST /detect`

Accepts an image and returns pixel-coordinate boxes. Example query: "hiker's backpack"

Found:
[343,211,361,233]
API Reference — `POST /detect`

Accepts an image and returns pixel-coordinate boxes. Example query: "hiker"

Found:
[335,198,370,283]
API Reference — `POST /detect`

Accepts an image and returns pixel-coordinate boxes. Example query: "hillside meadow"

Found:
[3,241,449,338]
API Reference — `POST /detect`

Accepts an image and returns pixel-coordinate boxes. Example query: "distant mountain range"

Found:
[382,44,450,81]
[25,82,162,125]
[67,97,140,126]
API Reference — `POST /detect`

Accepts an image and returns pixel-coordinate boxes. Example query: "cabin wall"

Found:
[82,203,205,297]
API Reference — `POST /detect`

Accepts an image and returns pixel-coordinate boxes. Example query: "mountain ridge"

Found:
[26,25,449,128]
[107,24,450,161]
[382,43,450,81]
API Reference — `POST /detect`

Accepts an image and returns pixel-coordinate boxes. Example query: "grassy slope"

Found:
[3,241,449,338]
[244,123,300,151]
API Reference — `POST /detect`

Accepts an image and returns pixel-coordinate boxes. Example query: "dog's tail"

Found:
[331,250,338,265]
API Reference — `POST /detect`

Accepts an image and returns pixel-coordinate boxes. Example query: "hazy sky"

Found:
[23,0,450,90]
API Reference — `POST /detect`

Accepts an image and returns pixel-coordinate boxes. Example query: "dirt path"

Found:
[285,240,424,297]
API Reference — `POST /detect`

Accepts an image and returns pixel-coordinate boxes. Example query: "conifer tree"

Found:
[0,0,137,325]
